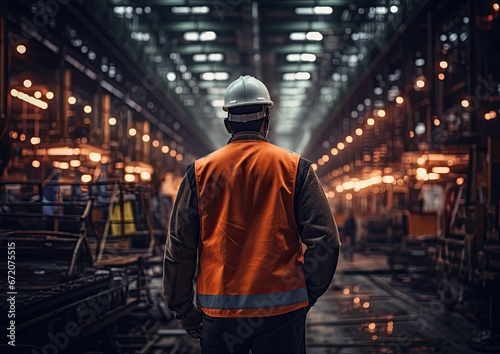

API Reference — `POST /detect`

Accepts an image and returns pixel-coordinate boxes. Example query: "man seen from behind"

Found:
[163,75,341,354]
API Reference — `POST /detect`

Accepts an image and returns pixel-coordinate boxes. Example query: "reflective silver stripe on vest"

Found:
[197,287,308,310]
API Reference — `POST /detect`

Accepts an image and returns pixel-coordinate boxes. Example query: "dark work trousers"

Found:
[201,308,307,354]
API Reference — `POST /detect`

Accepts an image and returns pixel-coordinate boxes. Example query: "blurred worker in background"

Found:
[342,211,357,262]
[163,75,341,354]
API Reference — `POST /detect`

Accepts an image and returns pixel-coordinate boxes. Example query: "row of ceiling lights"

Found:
[112,3,401,137]
[314,36,500,168]
[165,5,399,17]
[316,26,484,196]
[9,86,186,162]
[14,19,196,167]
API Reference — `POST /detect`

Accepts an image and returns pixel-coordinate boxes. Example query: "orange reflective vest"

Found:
[194,139,308,318]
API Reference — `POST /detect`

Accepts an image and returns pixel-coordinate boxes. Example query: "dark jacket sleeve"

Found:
[162,166,200,321]
[296,159,341,306]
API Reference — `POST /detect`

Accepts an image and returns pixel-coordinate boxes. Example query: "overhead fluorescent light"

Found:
[281,100,302,108]
[290,32,307,40]
[207,87,227,95]
[201,72,229,81]
[281,87,305,95]
[193,54,208,62]
[314,6,333,14]
[192,6,210,14]
[295,6,332,15]
[10,89,48,109]
[200,31,217,41]
[208,53,224,61]
[185,31,217,41]
[211,99,224,107]
[172,6,190,14]
[301,53,316,62]
[306,31,323,41]
[193,53,224,62]
[214,72,229,80]
[172,6,209,14]
[295,8,313,15]
[286,53,316,62]
[184,32,199,41]
[372,6,388,15]
[286,54,301,62]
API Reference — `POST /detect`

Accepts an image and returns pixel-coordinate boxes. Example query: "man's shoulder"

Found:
[194,146,227,163]
[265,143,303,159]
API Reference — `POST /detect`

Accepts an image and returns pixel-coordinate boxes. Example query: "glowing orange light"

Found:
[16,45,27,54]
[485,111,497,120]
[415,79,425,88]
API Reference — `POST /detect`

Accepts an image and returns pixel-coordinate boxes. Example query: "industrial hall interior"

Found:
[1,0,500,353]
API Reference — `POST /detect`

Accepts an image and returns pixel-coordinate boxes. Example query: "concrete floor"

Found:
[150,252,485,354]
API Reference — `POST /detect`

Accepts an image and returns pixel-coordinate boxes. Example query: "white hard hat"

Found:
[223,75,274,122]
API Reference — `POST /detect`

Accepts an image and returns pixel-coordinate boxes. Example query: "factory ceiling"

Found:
[103,0,409,153]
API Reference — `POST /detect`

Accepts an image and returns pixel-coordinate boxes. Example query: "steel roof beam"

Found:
[263,44,324,53]
[172,44,240,55]
[262,21,354,32]
[160,21,247,32]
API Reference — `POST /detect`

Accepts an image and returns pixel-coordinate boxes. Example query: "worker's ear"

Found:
[224,119,233,134]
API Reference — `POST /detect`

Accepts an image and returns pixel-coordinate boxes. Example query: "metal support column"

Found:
[102,93,110,151]
[143,121,150,164]
[0,1,10,176]
[57,68,71,140]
